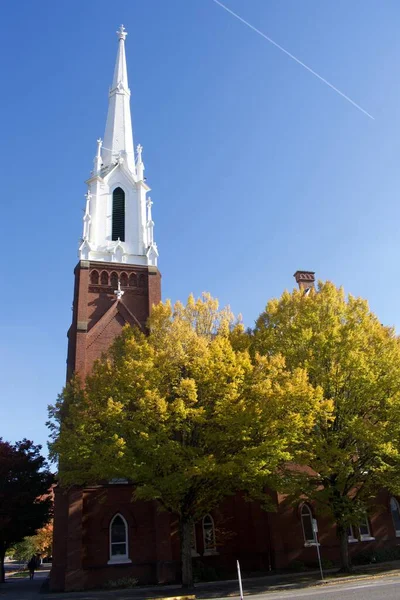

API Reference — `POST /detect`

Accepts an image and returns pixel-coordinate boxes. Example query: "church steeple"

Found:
[79,26,158,267]
[102,25,136,175]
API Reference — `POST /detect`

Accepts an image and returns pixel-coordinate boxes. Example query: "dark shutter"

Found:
[112,187,125,241]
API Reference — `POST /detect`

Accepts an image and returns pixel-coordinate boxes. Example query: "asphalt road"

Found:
[233,576,400,600]
[2,573,400,600]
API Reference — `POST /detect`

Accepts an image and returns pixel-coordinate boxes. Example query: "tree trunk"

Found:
[180,518,194,588]
[337,526,352,573]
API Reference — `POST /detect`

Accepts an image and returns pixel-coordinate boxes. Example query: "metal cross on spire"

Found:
[117,24,127,40]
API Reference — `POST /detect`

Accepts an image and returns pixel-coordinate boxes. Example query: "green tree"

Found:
[49,294,324,587]
[254,281,400,571]
[8,537,37,565]
[8,522,53,565]
[0,440,53,582]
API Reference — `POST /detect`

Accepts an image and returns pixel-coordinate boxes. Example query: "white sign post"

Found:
[312,518,324,581]
[237,559,244,600]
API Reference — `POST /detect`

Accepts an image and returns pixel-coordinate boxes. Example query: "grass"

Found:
[7,570,30,579]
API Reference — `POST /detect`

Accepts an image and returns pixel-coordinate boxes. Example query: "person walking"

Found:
[27,555,38,580]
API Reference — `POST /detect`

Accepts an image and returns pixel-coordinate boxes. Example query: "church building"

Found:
[50,28,400,592]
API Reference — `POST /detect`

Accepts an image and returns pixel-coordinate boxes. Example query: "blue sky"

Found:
[2,0,400,456]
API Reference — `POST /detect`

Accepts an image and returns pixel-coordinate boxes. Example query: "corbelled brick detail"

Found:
[67,260,161,380]
[293,270,315,291]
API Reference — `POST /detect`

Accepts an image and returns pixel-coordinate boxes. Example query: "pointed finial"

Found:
[146,196,153,209]
[85,190,92,201]
[114,279,125,300]
[117,24,127,41]
[137,144,143,161]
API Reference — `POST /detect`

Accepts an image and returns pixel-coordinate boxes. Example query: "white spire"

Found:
[102,25,136,174]
[79,27,158,268]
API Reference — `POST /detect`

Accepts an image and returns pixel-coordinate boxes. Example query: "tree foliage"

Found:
[0,439,53,582]
[254,281,400,570]
[49,293,325,586]
[9,522,53,564]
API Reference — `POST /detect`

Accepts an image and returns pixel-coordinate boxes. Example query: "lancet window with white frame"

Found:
[359,514,374,540]
[390,497,400,537]
[108,513,131,564]
[202,514,217,555]
[300,503,317,546]
[347,514,374,542]
[347,524,358,543]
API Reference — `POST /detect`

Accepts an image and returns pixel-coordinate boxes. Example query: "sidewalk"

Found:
[0,569,49,600]
[42,561,400,600]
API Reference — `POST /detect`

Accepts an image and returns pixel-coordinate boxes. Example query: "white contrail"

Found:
[212,0,374,120]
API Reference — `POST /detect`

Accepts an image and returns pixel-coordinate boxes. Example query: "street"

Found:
[2,573,400,600]
[235,576,400,600]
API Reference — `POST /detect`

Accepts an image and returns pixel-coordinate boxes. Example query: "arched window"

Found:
[347,524,357,543]
[90,270,99,285]
[391,498,400,537]
[108,514,130,564]
[110,272,118,289]
[129,273,137,287]
[359,514,372,540]
[138,274,146,288]
[100,271,109,286]
[203,514,216,555]
[112,187,125,241]
[300,504,315,545]
[120,272,128,287]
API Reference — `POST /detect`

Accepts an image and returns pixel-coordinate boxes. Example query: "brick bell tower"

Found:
[67,24,161,380]
[51,27,162,592]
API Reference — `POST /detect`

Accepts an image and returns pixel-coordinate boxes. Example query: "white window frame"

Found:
[359,514,374,541]
[390,497,400,537]
[300,504,317,547]
[347,524,358,543]
[202,514,217,555]
[108,513,132,565]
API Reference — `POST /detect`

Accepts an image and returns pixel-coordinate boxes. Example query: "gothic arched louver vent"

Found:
[112,187,125,242]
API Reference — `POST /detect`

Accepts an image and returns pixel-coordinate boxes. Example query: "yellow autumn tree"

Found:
[49,293,326,587]
[32,521,53,558]
[254,282,400,571]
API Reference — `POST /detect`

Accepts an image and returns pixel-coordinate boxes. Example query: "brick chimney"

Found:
[293,270,315,291]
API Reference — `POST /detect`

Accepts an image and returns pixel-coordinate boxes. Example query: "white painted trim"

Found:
[358,514,372,540]
[300,503,316,544]
[304,542,320,547]
[107,558,132,565]
[347,524,358,543]
[109,513,129,563]
[202,514,216,554]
